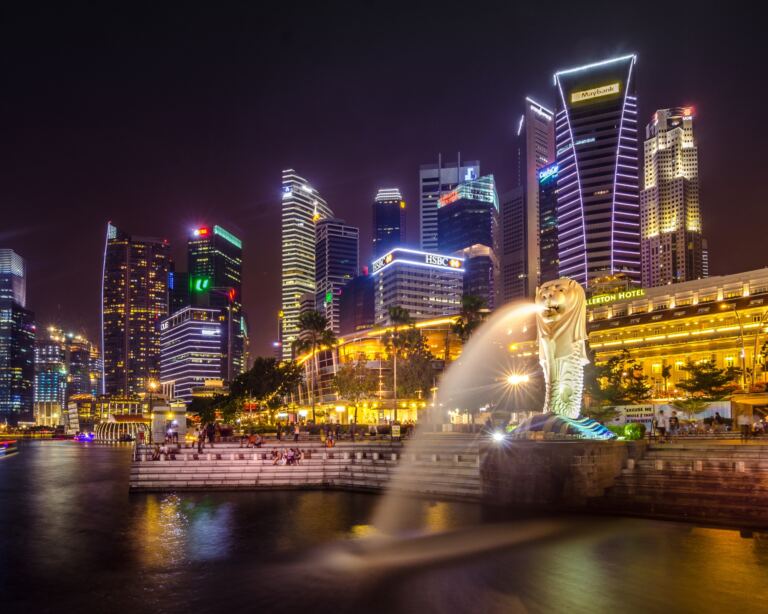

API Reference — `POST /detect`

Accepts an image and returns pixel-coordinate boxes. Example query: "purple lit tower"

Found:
[553,55,640,287]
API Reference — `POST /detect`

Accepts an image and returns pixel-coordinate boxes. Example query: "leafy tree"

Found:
[395,330,436,398]
[293,310,337,422]
[584,348,652,406]
[229,357,304,415]
[451,294,487,343]
[675,359,740,401]
[187,395,218,424]
[332,360,378,426]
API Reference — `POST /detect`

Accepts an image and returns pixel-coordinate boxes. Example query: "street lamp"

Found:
[146,379,158,444]
[506,373,530,387]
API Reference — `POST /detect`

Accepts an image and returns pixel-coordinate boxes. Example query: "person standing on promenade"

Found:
[206,422,216,448]
[293,423,300,442]
[738,412,751,442]
[277,423,283,441]
[656,410,669,443]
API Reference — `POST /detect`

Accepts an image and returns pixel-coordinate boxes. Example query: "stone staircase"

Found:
[129,434,482,501]
[594,442,768,527]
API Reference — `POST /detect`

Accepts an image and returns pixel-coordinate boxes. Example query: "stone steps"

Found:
[595,442,768,527]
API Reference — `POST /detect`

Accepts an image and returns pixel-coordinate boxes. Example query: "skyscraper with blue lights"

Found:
[554,54,641,287]
[0,249,35,424]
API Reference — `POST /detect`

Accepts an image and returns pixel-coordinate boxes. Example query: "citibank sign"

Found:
[570,82,620,104]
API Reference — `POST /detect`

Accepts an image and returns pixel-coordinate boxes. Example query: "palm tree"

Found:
[382,306,413,422]
[293,310,337,423]
[661,363,672,396]
[451,295,487,343]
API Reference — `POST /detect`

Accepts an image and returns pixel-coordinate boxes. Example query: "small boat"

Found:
[0,439,19,457]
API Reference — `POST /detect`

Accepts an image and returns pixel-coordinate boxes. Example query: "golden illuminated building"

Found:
[586,269,768,395]
[293,316,463,423]
[640,107,706,286]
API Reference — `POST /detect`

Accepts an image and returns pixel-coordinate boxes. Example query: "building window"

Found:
[725,356,735,368]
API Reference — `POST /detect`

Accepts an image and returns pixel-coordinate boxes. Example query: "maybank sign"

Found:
[586,288,646,307]
[570,82,620,104]
[371,249,463,275]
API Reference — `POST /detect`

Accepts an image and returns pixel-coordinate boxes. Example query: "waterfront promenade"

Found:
[130,432,768,529]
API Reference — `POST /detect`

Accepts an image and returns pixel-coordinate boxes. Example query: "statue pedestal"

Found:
[512,413,616,440]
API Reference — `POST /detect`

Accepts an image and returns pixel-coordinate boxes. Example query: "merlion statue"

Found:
[535,278,589,420]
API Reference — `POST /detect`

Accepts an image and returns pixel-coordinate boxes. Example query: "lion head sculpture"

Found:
[535,278,589,364]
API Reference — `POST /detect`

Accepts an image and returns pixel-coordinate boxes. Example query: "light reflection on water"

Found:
[1,441,767,614]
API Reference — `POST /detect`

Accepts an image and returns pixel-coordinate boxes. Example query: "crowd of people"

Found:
[652,410,768,442]
[271,447,304,465]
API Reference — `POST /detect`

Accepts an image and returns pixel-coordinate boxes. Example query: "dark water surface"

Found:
[1,441,766,614]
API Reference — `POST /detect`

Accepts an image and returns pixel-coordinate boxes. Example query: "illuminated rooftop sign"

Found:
[538,163,559,183]
[570,82,620,104]
[586,288,646,306]
[437,175,498,209]
[371,248,464,276]
[213,225,242,249]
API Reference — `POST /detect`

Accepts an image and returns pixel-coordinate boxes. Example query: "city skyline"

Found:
[2,4,765,354]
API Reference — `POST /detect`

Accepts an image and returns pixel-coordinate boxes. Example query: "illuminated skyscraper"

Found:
[640,107,705,287]
[281,169,334,359]
[0,249,35,424]
[371,248,464,325]
[372,188,406,258]
[554,54,640,287]
[188,225,245,380]
[437,175,499,308]
[160,306,222,402]
[499,98,555,302]
[419,155,480,251]
[34,328,67,406]
[538,162,560,284]
[101,223,170,396]
[315,218,358,334]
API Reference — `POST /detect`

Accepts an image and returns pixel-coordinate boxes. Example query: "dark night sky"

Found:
[2,1,766,356]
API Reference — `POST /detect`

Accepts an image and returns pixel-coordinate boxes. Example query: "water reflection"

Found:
[2,442,767,614]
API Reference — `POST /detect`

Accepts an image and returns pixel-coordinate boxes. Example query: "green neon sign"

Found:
[190,276,211,293]
[325,291,333,304]
[214,225,242,249]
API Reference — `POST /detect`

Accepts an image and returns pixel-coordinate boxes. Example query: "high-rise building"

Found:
[554,54,641,287]
[280,169,334,359]
[419,155,480,252]
[500,98,555,301]
[498,187,526,303]
[371,248,464,325]
[34,329,67,405]
[101,223,170,396]
[339,272,375,335]
[315,218,359,334]
[160,306,222,402]
[437,175,499,308]
[188,225,245,380]
[372,188,406,258]
[640,107,706,287]
[168,266,190,316]
[0,249,35,424]
[538,162,560,284]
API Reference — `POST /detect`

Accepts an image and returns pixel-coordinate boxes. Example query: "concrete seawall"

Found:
[129,435,483,501]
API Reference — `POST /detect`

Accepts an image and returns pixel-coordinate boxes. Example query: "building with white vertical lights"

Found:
[499,98,555,302]
[371,248,464,325]
[160,306,222,402]
[640,107,706,287]
[280,169,334,359]
[554,54,641,288]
